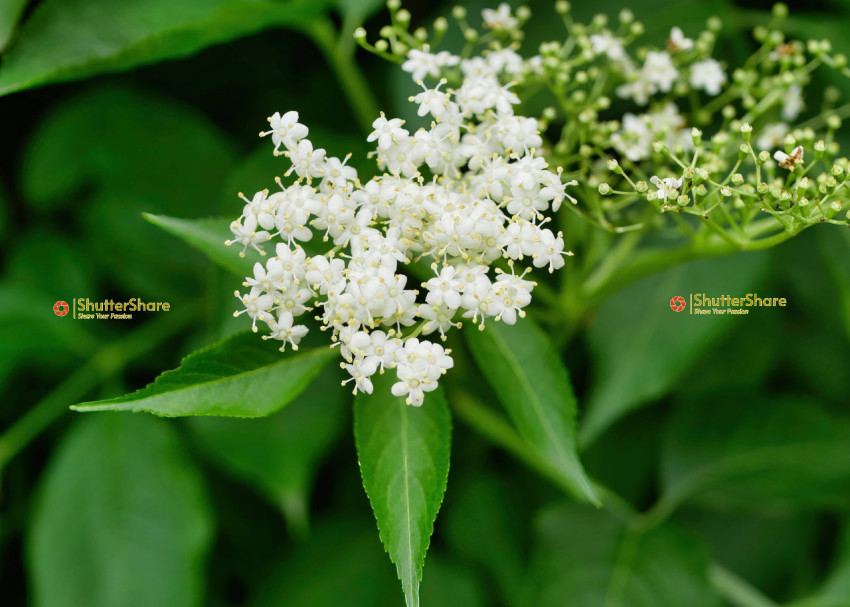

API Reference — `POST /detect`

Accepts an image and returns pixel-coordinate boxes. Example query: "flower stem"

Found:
[307,19,381,135]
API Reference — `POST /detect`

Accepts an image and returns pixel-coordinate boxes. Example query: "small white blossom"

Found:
[690,59,726,95]
[668,27,693,52]
[482,4,518,30]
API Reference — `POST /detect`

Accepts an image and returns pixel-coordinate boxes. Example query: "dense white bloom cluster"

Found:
[227,41,575,406]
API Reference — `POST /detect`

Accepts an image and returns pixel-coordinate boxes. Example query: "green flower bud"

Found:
[825,200,842,219]
[517,6,531,21]
[758,182,769,194]
[732,173,744,185]
[779,189,792,202]
[414,27,428,41]
[434,16,448,32]
[691,127,703,146]
[597,96,611,110]
[598,183,611,195]
[635,181,648,193]
[375,39,389,52]
[607,158,620,172]
[741,122,753,142]
[758,150,770,164]
[773,2,788,18]
[677,194,690,206]
[630,22,644,36]
[721,186,732,197]
[452,5,467,19]
[695,183,707,197]
[387,0,401,11]
[353,27,367,42]
[464,28,478,42]
[832,163,844,177]
[697,168,710,180]
[722,105,736,120]
[707,16,722,32]
[683,167,695,179]
[619,8,634,24]
[652,140,666,153]
[827,115,842,130]
[555,1,570,15]
[396,9,411,24]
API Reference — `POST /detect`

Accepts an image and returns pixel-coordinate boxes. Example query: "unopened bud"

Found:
[598,183,611,195]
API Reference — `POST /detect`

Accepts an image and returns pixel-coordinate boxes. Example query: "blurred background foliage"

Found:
[1,0,849,605]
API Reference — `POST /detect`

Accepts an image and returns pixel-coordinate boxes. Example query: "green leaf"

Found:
[354,373,452,607]
[144,213,258,278]
[188,364,348,533]
[27,414,212,607]
[22,87,236,299]
[0,0,331,97]
[661,395,850,511]
[464,319,599,505]
[444,474,525,606]
[581,250,771,448]
[73,331,335,417]
[522,504,721,607]
[253,519,400,607]
[0,0,27,51]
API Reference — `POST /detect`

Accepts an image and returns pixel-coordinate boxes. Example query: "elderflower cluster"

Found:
[359,1,850,250]
[227,75,575,406]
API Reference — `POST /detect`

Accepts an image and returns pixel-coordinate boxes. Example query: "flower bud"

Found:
[353,27,367,42]
[619,8,634,24]
[434,17,448,32]
[691,127,703,146]
[695,183,707,197]
[827,115,842,130]
[773,2,788,18]
[387,0,401,10]
[707,16,722,32]
[697,168,710,180]
[732,173,744,185]
[452,5,467,19]
[598,183,611,195]
[758,182,769,194]
[832,163,844,177]
[677,194,690,206]
[414,27,428,41]
[607,158,620,172]
[740,122,753,142]
[635,181,648,193]
[652,140,666,153]
[758,150,770,164]
[722,105,736,120]
[630,22,644,36]
[375,39,389,52]
[464,28,478,42]
[825,200,842,219]
[517,6,531,21]
[555,1,570,15]
[396,9,411,25]
[720,186,732,197]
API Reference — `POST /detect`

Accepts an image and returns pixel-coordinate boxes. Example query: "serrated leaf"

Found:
[354,373,452,607]
[144,213,258,278]
[523,504,721,607]
[188,364,348,533]
[0,0,331,97]
[464,319,599,505]
[73,331,335,417]
[581,250,771,448]
[661,395,850,511]
[27,414,212,607]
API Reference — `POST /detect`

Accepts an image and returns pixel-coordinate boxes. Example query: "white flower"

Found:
[783,84,804,121]
[589,32,625,61]
[611,103,689,161]
[690,59,726,95]
[368,114,407,150]
[668,27,693,52]
[650,175,684,202]
[482,4,518,30]
[643,51,679,94]
[285,139,327,180]
[774,146,804,170]
[401,47,460,82]
[261,111,308,153]
[756,123,789,151]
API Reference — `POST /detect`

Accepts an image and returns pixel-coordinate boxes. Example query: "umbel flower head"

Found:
[227,49,576,407]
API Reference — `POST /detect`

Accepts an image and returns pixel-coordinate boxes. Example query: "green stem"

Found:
[708,564,779,607]
[0,309,193,472]
[307,19,381,135]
